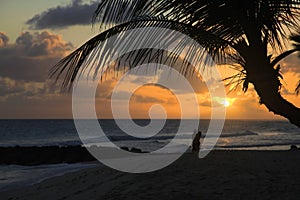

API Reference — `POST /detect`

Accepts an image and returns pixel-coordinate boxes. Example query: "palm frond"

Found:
[93,0,300,44]
[50,16,233,90]
[92,0,153,30]
[52,0,300,91]
[222,65,248,94]
[270,49,299,67]
[296,80,300,95]
[266,32,300,66]
[291,32,300,96]
[91,0,300,62]
[290,32,300,56]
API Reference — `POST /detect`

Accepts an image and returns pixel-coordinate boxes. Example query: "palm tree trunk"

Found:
[253,81,300,127]
[246,59,300,127]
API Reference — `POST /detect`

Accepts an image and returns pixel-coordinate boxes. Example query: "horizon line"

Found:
[0,118,288,121]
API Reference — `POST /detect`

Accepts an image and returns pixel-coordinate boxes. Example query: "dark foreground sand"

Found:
[2,150,300,200]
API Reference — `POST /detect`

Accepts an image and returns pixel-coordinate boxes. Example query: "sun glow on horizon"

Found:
[217,97,236,108]
[222,99,231,107]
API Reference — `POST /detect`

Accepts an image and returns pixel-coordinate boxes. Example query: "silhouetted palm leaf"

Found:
[289,33,300,95]
[296,81,300,95]
[93,0,300,48]
[290,32,300,55]
[52,0,300,90]
[50,16,233,90]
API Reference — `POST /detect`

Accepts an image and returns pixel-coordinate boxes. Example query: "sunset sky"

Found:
[0,0,299,119]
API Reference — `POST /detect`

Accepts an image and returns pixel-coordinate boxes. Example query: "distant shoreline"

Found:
[0,145,150,165]
[0,118,289,121]
[1,146,299,166]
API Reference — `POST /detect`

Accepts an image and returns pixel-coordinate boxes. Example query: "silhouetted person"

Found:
[192,130,202,152]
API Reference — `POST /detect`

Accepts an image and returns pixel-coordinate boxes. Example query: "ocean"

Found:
[0,119,299,191]
[1,119,299,150]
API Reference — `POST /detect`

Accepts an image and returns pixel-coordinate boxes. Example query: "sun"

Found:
[220,98,236,107]
[212,97,235,108]
[222,99,230,107]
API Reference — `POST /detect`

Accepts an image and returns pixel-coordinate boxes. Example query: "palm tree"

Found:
[290,33,300,96]
[51,0,300,127]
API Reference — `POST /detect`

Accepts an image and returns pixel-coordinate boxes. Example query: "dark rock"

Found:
[0,146,95,165]
[120,147,130,151]
[290,145,298,150]
[130,147,142,153]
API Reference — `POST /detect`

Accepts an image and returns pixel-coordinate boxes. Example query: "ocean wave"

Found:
[0,140,82,148]
[202,130,258,138]
[220,130,259,138]
[216,141,300,149]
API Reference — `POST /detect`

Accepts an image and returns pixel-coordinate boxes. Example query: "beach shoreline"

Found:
[1,150,300,200]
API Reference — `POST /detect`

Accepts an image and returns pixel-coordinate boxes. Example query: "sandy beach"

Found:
[1,150,300,200]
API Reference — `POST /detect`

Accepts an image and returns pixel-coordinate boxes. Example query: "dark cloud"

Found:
[132,94,165,104]
[0,31,76,118]
[0,31,73,82]
[199,101,211,107]
[26,0,98,29]
[0,88,72,119]
[0,77,47,99]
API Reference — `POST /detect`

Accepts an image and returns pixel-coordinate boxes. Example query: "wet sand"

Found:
[2,150,300,200]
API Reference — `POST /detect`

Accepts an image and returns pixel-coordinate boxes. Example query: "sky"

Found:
[0,0,299,119]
